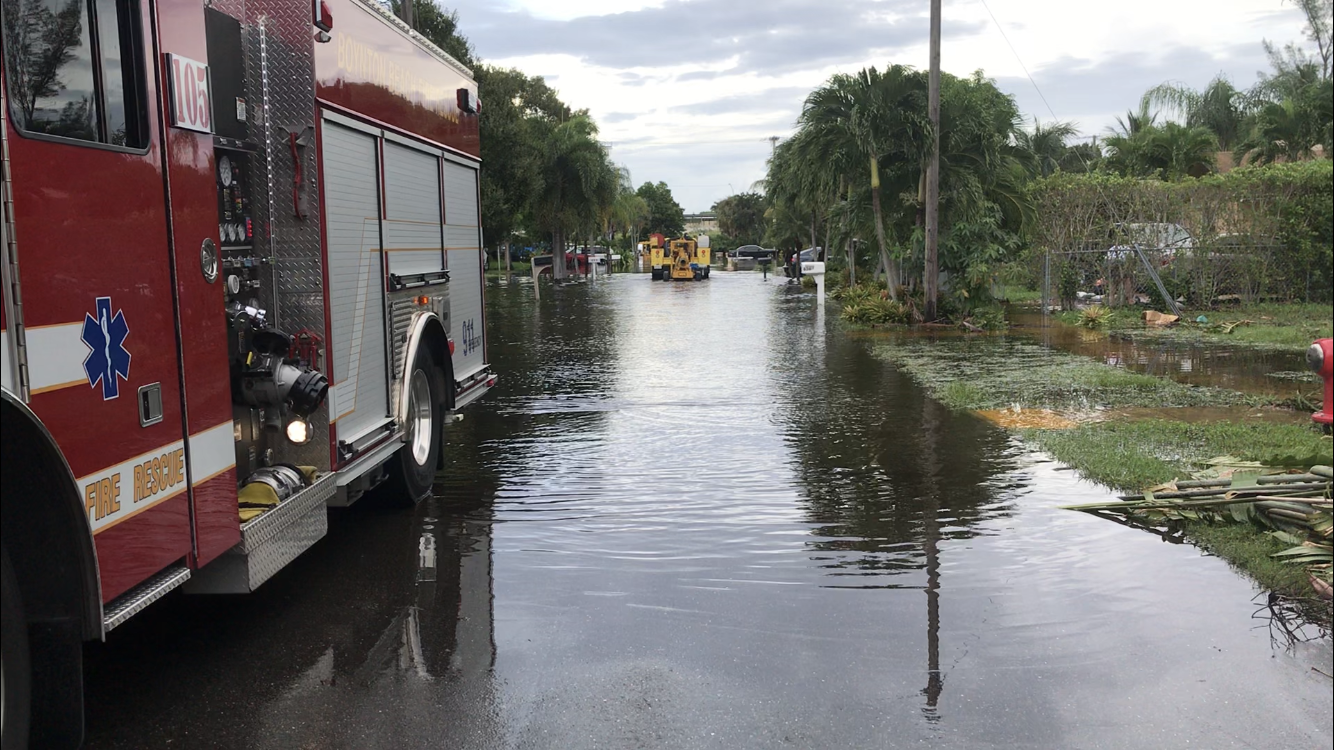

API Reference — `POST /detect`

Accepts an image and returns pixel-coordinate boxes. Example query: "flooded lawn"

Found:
[1007,309,1319,400]
[84,273,1331,749]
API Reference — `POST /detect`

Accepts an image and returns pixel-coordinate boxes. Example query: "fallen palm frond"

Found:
[1064,465,1333,599]
[1218,319,1255,334]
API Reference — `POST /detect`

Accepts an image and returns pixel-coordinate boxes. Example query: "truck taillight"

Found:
[313,0,332,32]
[448,339,456,355]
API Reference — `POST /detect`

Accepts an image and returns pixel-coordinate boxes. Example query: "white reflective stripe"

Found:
[26,322,87,394]
[79,439,189,534]
[189,421,236,485]
[1,330,12,391]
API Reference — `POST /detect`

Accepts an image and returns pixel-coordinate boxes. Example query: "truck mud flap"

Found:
[183,472,337,594]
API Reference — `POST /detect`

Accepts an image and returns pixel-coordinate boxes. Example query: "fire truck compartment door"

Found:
[322,121,391,443]
[443,161,486,380]
[383,141,445,276]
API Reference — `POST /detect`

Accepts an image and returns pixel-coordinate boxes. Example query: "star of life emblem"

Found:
[81,296,132,400]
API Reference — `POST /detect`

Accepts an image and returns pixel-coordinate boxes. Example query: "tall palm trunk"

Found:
[870,156,897,300]
[842,182,855,286]
[553,228,567,280]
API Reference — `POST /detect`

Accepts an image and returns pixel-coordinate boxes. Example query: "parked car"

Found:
[784,248,822,277]
[1106,222,1194,261]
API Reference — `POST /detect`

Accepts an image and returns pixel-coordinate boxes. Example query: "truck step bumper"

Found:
[183,472,337,594]
[103,564,191,632]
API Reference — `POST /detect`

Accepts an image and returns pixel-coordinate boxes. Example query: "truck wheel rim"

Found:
[407,369,433,465]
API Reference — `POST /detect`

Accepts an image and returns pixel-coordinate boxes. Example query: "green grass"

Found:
[485,261,533,277]
[875,339,1255,412]
[998,287,1043,304]
[1184,524,1316,598]
[1020,419,1332,492]
[1024,419,1331,601]
[878,331,1331,601]
[1058,301,1332,351]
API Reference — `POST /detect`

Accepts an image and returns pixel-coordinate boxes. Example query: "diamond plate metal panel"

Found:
[244,5,332,468]
[235,471,337,553]
[102,565,191,632]
[183,473,335,594]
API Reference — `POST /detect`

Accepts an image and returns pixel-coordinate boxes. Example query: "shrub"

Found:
[1078,305,1112,329]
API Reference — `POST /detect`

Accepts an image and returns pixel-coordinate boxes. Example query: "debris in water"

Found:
[1142,310,1179,327]
[975,408,1078,430]
[1064,465,1333,599]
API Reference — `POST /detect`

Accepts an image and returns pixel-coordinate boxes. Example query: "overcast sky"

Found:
[445,0,1313,212]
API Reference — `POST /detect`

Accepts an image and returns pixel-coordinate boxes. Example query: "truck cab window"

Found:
[2,0,145,147]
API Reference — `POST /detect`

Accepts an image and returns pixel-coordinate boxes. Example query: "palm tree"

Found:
[605,177,649,250]
[799,65,930,298]
[1145,122,1218,178]
[1103,129,1155,177]
[932,72,1032,300]
[1233,96,1322,165]
[533,116,617,279]
[1015,119,1079,177]
[1143,75,1253,151]
[1110,100,1157,138]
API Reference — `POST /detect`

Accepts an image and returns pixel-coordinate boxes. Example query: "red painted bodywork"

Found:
[1,0,479,607]
[313,0,479,158]
[154,0,242,568]
[3,0,196,601]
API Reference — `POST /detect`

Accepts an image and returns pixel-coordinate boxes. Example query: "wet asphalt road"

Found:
[84,273,1332,748]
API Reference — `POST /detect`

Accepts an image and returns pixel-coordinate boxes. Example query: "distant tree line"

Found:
[397,0,687,277]
[738,0,1332,317]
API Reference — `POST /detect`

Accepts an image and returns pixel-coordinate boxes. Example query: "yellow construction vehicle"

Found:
[645,235,666,279]
[651,237,711,281]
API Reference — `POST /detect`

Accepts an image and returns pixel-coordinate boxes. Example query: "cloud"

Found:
[994,41,1273,136]
[676,70,726,82]
[451,0,985,76]
[668,87,810,117]
[447,0,1312,213]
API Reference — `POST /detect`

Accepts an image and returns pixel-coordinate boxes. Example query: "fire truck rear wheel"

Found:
[2,547,32,750]
[390,349,444,505]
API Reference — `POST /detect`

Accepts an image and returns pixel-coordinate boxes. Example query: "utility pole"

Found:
[769,136,779,154]
[400,0,414,28]
[924,0,941,322]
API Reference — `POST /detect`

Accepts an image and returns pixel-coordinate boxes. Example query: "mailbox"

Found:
[800,262,827,304]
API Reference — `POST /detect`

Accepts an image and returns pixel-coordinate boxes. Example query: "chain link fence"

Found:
[1024,171,1333,312]
[1039,240,1318,313]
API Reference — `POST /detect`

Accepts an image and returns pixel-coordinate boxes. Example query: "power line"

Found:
[977,0,1061,122]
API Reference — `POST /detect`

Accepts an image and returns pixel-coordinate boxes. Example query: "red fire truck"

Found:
[0,0,493,743]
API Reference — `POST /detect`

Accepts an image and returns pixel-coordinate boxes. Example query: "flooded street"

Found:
[84,273,1331,748]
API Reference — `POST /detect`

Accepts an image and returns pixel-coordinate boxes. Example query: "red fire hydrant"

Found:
[1308,337,1333,427]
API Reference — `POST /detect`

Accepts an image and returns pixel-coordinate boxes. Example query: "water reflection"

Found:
[771,288,1020,727]
[3,0,99,139]
[83,273,1334,749]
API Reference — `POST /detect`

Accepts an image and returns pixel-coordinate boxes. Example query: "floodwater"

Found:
[83,273,1331,749]
[1007,310,1317,399]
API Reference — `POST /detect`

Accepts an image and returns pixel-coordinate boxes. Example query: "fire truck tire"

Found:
[2,547,32,750]
[388,349,444,505]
